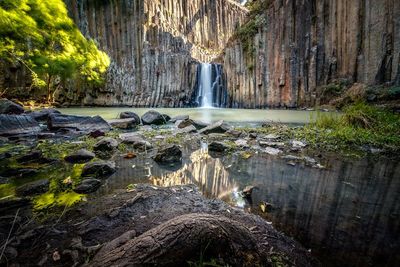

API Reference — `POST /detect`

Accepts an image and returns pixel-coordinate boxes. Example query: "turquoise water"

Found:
[57,107,332,124]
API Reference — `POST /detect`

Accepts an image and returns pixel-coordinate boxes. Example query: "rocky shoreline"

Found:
[0,98,396,266]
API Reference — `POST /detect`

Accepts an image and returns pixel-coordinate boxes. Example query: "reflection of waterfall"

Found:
[151,147,237,200]
[192,63,228,108]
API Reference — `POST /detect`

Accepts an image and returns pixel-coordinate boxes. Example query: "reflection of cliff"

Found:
[152,148,237,199]
[228,155,400,267]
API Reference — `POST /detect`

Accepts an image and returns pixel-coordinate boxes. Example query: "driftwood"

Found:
[89,213,261,266]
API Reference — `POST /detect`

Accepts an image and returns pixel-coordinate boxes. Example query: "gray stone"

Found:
[93,137,119,152]
[48,114,111,132]
[74,179,102,194]
[198,120,231,135]
[175,119,194,129]
[119,133,152,150]
[0,115,41,136]
[16,179,50,197]
[119,111,141,124]
[227,129,242,138]
[192,120,209,130]
[64,149,95,164]
[176,125,197,134]
[81,161,116,178]
[153,145,182,164]
[108,118,138,129]
[259,141,285,148]
[170,115,189,123]
[0,99,24,114]
[27,109,61,122]
[235,139,248,147]
[141,110,167,125]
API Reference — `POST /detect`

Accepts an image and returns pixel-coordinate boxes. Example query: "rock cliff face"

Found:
[222,0,400,108]
[62,0,247,107]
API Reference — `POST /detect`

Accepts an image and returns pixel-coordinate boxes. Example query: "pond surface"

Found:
[89,144,399,267]
[57,107,327,125]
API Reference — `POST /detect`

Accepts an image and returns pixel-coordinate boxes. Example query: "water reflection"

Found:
[103,147,399,267]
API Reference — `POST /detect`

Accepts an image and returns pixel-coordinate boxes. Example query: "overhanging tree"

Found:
[0,0,110,103]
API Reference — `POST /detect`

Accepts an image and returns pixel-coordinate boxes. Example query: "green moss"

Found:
[0,184,15,199]
[33,191,83,211]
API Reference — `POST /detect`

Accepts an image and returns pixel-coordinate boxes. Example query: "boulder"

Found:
[27,109,61,122]
[169,115,189,123]
[198,120,230,135]
[141,110,167,125]
[15,179,50,197]
[16,150,54,165]
[119,133,152,151]
[208,141,229,152]
[64,149,95,164]
[153,145,182,164]
[175,119,194,129]
[93,138,119,153]
[47,114,111,132]
[74,179,102,194]
[0,115,41,136]
[81,161,116,178]
[235,139,249,147]
[0,99,24,114]
[119,111,141,124]
[192,120,209,130]
[176,125,197,134]
[108,118,138,129]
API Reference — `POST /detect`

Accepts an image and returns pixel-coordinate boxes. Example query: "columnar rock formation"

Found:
[62,0,247,107]
[223,0,400,108]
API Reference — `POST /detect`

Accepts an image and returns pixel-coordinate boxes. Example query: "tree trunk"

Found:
[89,213,262,267]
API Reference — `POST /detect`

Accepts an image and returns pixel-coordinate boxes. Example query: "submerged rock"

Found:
[0,115,41,136]
[64,149,95,164]
[141,110,167,125]
[108,118,138,129]
[119,133,152,150]
[153,145,182,164]
[198,120,230,135]
[47,114,111,132]
[74,179,102,194]
[119,111,141,123]
[0,99,24,114]
[15,179,50,197]
[81,161,116,178]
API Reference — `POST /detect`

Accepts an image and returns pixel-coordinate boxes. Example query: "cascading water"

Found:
[199,63,213,108]
[192,63,228,108]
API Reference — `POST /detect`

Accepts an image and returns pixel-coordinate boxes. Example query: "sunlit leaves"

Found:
[0,0,110,100]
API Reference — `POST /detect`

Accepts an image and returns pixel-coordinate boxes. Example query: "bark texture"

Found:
[89,213,261,267]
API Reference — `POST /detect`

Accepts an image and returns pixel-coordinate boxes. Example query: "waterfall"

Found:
[193,63,228,108]
[199,63,213,108]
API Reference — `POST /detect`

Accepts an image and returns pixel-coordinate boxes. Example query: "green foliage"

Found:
[0,0,110,102]
[300,102,400,152]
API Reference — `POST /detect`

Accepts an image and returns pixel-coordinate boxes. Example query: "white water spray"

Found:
[199,63,213,108]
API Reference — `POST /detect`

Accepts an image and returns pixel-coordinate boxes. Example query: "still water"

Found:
[93,145,399,267]
[57,107,325,124]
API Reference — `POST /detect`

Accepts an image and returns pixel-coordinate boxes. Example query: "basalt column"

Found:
[63,0,247,107]
[222,0,400,108]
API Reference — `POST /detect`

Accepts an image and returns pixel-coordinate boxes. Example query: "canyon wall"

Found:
[223,0,400,108]
[61,0,247,107]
